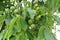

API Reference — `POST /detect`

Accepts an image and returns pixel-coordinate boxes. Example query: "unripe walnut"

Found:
[14,9,19,13]
[34,4,38,7]
[10,6,15,10]
[31,24,35,28]
[36,15,41,21]
[28,19,34,25]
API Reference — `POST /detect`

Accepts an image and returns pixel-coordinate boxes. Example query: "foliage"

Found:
[0,0,60,40]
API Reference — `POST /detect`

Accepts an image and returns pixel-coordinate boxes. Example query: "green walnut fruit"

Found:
[31,24,35,28]
[34,10,38,16]
[34,4,38,7]
[36,7,40,11]
[10,6,15,10]
[14,9,19,13]
[34,4,38,9]
[28,19,34,25]
[5,8,10,13]
[29,26,32,29]
[36,15,41,21]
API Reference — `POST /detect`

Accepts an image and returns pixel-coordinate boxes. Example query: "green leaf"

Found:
[46,0,55,10]
[0,11,4,14]
[10,37,16,40]
[40,6,47,16]
[12,25,18,35]
[46,0,60,11]
[39,16,46,25]
[20,16,27,31]
[3,29,8,40]
[0,15,5,30]
[44,29,56,40]
[46,15,54,30]
[28,8,35,19]
[16,32,27,40]
[22,11,26,19]
[0,15,5,23]
[26,31,34,40]
[19,35,25,40]
[38,26,45,40]
[5,16,11,25]
[0,31,4,40]
[16,16,21,32]
[53,15,60,25]
[6,17,17,40]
